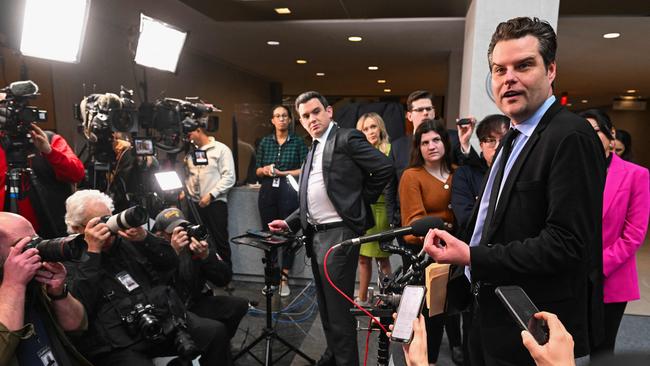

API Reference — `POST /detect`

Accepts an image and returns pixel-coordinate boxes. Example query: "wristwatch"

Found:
[49,283,69,301]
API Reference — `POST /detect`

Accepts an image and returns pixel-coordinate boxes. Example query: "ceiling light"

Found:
[316,72,325,76]
[603,32,620,39]
[296,59,307,64]
[581,99,588,103]
[274,8,291,15]
[377,79,386,84]
[267,40,280,46]
[626,89,637,93]
[368,66,379,71]
[383,88,391,93]
[20,0,91,63]
[134,14,187,73]
[348,36,362,42]
[566,103,573,107]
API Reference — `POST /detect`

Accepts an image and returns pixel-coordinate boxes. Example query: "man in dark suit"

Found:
[269,91,393,366]
[424,17,605,366]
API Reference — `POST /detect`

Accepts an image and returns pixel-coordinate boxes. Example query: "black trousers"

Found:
[591,301,627,357]
[258,177,299,270]
[309,226,360,366]
[195,200,231,267]
[91,311,231,366]
[189,293,249,339]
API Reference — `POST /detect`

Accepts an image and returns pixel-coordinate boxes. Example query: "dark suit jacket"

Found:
[451,157,488,235]
[465,101,606,361]
[286,124,394,235]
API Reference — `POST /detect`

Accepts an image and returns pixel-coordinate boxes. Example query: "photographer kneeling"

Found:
[153,208,248,341]
[64,190,230,366]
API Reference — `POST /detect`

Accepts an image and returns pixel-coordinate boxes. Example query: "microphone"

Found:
[340,216,444,247]
[3,80,39,97]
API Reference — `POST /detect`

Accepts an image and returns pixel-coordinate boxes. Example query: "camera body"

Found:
[178,221,208,241]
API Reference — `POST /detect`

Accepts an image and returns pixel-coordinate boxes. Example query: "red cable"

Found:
[323,244,390,334]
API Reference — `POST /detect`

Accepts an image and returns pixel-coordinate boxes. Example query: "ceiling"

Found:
[165,1,650,108]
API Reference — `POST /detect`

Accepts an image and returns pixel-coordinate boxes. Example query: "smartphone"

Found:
[456,118,472,126]
[494,286,549,345]
[390,285,426,344]
[246,229,272,238]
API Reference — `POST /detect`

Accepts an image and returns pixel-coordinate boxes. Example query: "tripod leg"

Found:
[273,333,315,364]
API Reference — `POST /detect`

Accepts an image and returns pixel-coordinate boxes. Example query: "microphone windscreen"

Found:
[411,216,445,236]
[9,80,38,97]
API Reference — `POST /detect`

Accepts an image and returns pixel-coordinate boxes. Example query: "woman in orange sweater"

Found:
[399,119,456,365]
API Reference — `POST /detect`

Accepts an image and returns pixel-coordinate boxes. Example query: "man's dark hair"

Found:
[406,90,433,111]
[408,118,453,173]
[579,109,614,141]
[295,91,329,112]
[488,17,557,70]
[476,114,510,141]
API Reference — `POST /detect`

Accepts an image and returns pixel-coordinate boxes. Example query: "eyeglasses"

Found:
[273,114,289,119]
[479,137,500,148]
[410,106,434,113]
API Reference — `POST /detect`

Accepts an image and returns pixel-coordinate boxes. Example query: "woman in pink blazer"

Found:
[580,109,650,355]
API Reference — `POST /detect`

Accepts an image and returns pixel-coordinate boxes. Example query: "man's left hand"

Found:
[198,193,212,208]
[423,228,470,265]
[189,238,209,260]
[30,123,52,154]
[35,262,67,297]
[118,226,147,242]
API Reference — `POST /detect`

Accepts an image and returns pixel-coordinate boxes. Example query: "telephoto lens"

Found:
[178,221,208,241]
[101,205,149,233]
[25,234,87,262]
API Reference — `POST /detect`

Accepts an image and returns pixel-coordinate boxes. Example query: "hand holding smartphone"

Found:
[495,286,549,345]
[390,285,426,344]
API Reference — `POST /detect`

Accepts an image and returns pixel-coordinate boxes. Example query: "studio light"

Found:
[155,171,183,191]
[134,14,187,73]
[20,0,91,63]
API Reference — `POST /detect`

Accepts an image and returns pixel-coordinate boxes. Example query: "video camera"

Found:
[0,80,48,166]
[25,234,87,262]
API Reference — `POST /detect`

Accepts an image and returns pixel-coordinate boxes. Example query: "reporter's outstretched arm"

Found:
[521,312,575,366]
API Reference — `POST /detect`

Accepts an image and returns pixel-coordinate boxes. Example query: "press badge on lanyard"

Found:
[272,177,281,187]
[116,271,140,292]
[38,346,57,366]
[192,149,208,166]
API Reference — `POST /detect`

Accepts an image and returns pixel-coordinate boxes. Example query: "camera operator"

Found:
[64,190,230,366]
[182,119,235,267]
[0,92,85,238]
[0,212,90,366]
[153,208,248,340]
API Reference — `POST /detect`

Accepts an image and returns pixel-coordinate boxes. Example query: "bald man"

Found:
[0,212,90,365]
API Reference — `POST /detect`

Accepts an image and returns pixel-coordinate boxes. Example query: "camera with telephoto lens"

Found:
[100,205,149,233]
[25,234,88,262]
[178,221,208,241]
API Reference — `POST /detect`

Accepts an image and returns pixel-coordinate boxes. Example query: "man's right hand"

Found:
[171,226,190,254]
[84,217,112,253]
[268,220,289,233]
[2,237,41,288]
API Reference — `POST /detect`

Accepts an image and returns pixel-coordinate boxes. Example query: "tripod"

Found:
[233,238,315,365]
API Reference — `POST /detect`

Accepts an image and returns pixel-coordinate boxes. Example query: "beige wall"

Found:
[604,108,650,169]
[48,0,271,151]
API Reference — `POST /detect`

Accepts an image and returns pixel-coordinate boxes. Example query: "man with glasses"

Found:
[451,114,510,232]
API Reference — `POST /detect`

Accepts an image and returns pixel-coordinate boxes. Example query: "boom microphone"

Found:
[340,216,444,247]
[3,80,39,97]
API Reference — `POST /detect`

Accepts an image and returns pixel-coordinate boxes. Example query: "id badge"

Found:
[272,177,281,187]
[38,346,58,366]
[192,149,208,166]
[116,271,140,292]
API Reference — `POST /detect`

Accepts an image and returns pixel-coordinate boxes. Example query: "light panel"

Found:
[20,0,91,63]
[155,171,183,191]
[134,14,187,73]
